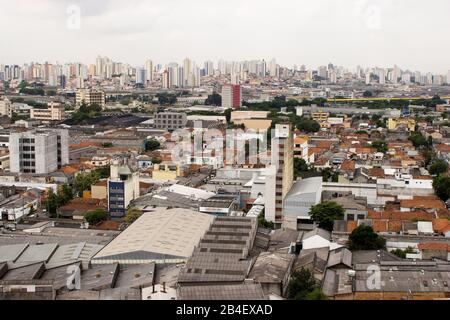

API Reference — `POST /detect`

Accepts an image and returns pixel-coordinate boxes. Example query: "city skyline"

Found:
[1,56,449,78]
[1,0,450,73]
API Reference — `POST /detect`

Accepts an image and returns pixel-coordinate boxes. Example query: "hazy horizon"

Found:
[1,0,450,74]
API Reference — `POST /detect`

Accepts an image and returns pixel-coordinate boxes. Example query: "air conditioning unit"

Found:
[347,270,356,277]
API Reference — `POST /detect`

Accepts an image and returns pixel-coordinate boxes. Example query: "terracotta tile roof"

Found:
[436,144,450,153]
[418,243,450,251]
[58,166,79,175]
[400,199,446,210]
[139,182,152,188]
[368,210,434,222]
[92,220,121,231]
[294,137,308,145]
[432,219,450,233]
[369,167,385,178]
[314,158,329,166]
[69,141,102,149]
[340,160,355,171]
[315,141,333,149]
[308,147,322,156]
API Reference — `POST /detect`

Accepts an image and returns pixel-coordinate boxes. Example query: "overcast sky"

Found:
[1,0,449,73]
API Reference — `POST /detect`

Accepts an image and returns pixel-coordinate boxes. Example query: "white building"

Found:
[9,129,69,174]
[283,177,322,219]
[30,102,65,121]
[0,97,11,117]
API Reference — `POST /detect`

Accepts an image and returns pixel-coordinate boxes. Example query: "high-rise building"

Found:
[107,158,140,219]
[204,61,214,76]
[135,67,146,85]
[266,123,294,225]
[145,59,154,82]
[76,89,106,108]
[9,129,69,174]
[0,97,11,118]
[221,84,242,109]
[162,70,170,89]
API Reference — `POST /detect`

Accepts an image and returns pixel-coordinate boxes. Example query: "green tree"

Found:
[145,139,161,151]
[84,209,108,225]
[102,142,113,148]
[433,174,450,201]
[73,171,101,197]
[287,268,317,300]
[258,211,274,229]
[294,158,311,179]
[429,160,449,176]
[348,225,386,250]
[58,184,74,205]
[156,93,177,105]
[296,117,320,133]
[371,141,388,153]
[94,166,111,179]
[363,90,373,97]
[309,201,345,231]
[151,156,162,164]
[409,132,427,148]
[44,190,59,217]
[205,92,222,106]
[305,288,329,300]
[124,207,142,224]
[390,247,415,259]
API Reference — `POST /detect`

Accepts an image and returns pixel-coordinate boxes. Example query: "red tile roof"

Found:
[400,199,446,210]
[418,243,450,252]
[340,160,355,171]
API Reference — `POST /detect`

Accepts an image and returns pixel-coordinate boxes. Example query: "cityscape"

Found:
[1,0,450,308]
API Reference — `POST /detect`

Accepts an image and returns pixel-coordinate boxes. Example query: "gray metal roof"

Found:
[248,251,294,283]
[80,263,119,291]
[178,283,267,300]
[285,177,322,198]
[93,208,214,263]
[15,243,58,264]
[303,228,331,241]
[2,262,45,281]
[0,243,29,263]
[114,263,155,289]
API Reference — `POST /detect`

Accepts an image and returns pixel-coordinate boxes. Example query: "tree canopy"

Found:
[145,139,161,152]
[433,174,450,201]
[287,268,327,300]
[429,160,449,176]
[348,225,386,250]
[204,92,222,106]
[309,201,344,231]
[84,209,108,225]
[124,207,142,224]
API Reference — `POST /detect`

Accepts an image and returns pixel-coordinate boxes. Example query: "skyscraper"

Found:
[221,84,242,109]
[204,61,214,76]
[268,123,293,225]
[145,59,154,83]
